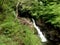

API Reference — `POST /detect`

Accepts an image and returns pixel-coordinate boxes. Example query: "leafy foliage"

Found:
[19,0,60,27]
[0,0,41,45]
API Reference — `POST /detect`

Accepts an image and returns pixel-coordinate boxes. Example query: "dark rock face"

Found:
[35,19,60,45]
[18,9,32,18]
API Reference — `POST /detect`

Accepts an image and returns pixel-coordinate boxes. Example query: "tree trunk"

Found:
[16,0,20,18]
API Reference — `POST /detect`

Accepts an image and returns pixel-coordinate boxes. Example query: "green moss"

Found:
[0,18,41,45]
[0,11,41,45]
[0,0,42,45]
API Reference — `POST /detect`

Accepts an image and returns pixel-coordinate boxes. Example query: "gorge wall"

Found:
[35,19,60,45]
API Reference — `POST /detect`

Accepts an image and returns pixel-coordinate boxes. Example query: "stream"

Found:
[32,18,47,42]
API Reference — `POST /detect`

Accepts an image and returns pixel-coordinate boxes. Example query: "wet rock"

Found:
[35,19,60,45]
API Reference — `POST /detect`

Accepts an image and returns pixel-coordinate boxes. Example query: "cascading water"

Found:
[32,18,47,42]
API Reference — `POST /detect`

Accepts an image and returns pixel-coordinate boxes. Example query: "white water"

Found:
[32,18,47,42]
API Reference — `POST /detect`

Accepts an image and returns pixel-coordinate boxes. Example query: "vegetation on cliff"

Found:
[0,0,41,45]
[0,0,60,45]
[19,0,60,27]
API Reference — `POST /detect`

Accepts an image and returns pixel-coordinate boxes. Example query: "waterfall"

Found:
[32,18,47,42]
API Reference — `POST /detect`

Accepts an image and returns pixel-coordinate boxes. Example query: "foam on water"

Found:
[32,18,47,42]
